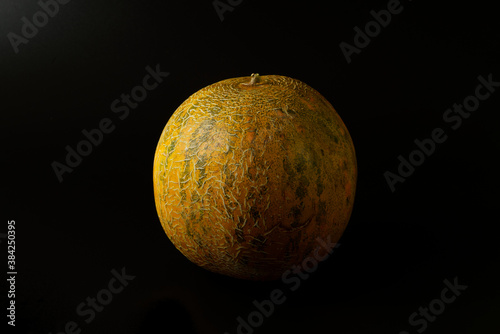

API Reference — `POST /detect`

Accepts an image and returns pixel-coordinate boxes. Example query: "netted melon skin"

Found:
[153,75,357,280]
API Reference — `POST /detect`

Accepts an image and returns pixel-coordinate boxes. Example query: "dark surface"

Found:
[2,0,499,333]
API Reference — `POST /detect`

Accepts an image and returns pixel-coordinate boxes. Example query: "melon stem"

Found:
[248,73,260,85]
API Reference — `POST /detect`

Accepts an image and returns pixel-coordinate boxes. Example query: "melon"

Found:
[153,73,357,280]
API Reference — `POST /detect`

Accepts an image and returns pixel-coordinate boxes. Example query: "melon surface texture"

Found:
[153,74,357,280]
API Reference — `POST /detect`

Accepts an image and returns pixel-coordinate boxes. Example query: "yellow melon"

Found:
[153,74,356,280]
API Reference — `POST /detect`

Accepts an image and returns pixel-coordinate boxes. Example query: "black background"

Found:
[2,0,499,333]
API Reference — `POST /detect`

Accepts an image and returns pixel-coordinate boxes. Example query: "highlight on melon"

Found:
[153,73,357,280]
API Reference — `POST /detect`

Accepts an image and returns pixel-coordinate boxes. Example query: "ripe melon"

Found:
[153,74,357,280]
